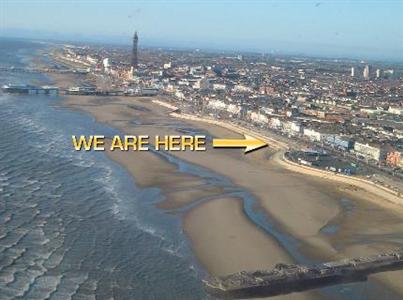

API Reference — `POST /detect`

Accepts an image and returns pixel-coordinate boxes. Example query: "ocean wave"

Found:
[0,85,206,298]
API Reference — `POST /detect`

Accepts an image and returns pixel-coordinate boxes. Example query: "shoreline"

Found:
[279,152,402,205]
[60,93,326,300]
[153,100,402,205]
[44,70,403,298]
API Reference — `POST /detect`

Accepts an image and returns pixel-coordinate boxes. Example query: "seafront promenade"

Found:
[152,99,403,207]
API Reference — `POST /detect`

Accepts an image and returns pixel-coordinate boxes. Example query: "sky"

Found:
[1,0,403,61]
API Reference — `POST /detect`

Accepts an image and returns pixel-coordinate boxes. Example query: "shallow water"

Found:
[0,38,401,300]
[0,39,208,299]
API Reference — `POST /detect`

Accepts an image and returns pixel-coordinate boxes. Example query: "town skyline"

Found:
[1,2,403,296]
[1,0,403,61]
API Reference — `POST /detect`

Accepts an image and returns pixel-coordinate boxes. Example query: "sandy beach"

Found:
[48,70,403,299]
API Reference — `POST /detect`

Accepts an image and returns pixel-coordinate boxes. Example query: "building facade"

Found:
[354,142,385,161]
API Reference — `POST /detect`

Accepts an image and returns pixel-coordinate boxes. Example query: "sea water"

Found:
[0,38,399,300]
[0,39,205,299]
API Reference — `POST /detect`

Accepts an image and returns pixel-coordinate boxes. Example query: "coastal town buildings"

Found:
[51,40,403,177]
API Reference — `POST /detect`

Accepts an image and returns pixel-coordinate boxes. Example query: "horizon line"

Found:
[1,29,402,64]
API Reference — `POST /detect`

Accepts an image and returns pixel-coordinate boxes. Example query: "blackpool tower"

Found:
[132,31,138,69]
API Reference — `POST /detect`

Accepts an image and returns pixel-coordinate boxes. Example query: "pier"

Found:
[2,84,59,95]
[0,66,87,74]
[2,84,158,97]
[204,249,403,299]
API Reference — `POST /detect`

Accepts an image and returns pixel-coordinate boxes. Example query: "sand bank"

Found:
[184,197,291,275]
[56,86,403,298]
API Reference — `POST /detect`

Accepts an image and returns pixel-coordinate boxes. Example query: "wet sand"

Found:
[105,139,225,210]
[184,197,291,275]
[61,94,325,299]
[64,95,339,239]
[48,71,403,298]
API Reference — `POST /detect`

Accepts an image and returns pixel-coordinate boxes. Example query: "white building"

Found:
[233,85,253,93]
[213,83,226,91]
[354,142,385,161]
[303,128,322,141]
[226,104,241,115]
[248,111,269,124]
[86,55,98,65]
[388,106,403,115]
[174,90,185,100]
[363,65,370,80]
[269,118,282,129]
[207,100,227,111]
[303,128,334,142]
[102,58,109,71]
[286,121,303,135]
[282,121,298,136]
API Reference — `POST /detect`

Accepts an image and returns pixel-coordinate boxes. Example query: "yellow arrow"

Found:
[212,134,268,153]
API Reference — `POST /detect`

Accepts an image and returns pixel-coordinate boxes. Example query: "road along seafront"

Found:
[51,70,403,299]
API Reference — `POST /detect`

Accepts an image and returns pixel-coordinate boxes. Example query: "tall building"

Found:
[102,58,109,72]
[384,69,394,79]
[376,69,381,78]
[132,31,139,69]
[363,65,370,80]
[351,67,355,77]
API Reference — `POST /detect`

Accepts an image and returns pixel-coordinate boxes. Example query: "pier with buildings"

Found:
[2,84,158,97]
